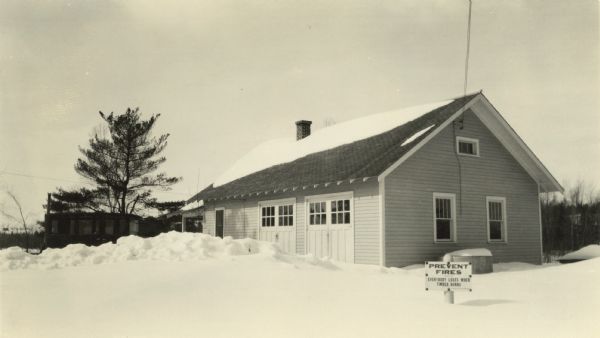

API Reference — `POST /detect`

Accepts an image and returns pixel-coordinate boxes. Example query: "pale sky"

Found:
[1,0,598,224]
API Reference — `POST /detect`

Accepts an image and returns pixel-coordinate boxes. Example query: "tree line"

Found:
[541,179,600,260]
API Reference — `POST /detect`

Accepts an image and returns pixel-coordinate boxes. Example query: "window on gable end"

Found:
[456,137,479,156]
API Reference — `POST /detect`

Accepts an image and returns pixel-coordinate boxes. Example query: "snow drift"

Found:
[559,244,600,261]
[0,232,283,271]
[1,232,599,338]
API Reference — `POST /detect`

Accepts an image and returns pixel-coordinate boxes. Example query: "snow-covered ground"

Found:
[1,233,598,338]
[559,244,600,261]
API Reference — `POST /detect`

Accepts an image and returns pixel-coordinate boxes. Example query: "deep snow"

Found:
[559,244,600,261]
[1,233,598,338]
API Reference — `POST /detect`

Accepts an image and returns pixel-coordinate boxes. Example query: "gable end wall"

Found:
[384,109,541,267]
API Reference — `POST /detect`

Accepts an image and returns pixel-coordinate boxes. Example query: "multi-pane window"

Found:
[331,199,351,224]
[487,197,506,242]
[278,205,294,226]
[456,137,479,156]
[261,204,294,227]
[434,194,455,241]
[309,202,327,225]
[261,206,275,227]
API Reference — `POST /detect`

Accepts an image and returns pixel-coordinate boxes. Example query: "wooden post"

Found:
[44,193,51,249]
[443,255,454,304]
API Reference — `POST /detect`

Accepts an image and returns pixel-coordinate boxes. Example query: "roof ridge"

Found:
[191,92,482,201]
[348,93,479,179]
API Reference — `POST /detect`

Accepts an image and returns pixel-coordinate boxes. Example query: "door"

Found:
[258,200,296,254]
[215,209,224,238]
[306,195,354,263]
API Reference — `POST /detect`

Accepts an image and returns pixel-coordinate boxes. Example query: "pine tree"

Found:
[67,107,180,215]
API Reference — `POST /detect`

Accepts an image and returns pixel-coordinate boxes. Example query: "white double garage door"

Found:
[257,193,354,263]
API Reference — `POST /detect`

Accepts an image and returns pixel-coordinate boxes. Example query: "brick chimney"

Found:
[295,120,312,140]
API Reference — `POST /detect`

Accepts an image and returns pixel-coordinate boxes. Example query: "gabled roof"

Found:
[190,92,562,203]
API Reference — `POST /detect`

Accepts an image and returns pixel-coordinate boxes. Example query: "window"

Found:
[331,199,351,224]
[309,201,327,225]
[80,219,93,235]
[487,197,507,242]
[433,193,456,242]
[51,220,58,234]
[260,200,295,227]
[278,205,294,226]
[261,206,275,227]
[456,137,479,156]
[105,219,114,235]
[129,220,139,235]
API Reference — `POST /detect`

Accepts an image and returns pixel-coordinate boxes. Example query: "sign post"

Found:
[443,255,454,304]
[425,258,472,304]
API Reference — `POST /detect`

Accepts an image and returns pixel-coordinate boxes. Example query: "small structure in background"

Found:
[161,201,204,232]
[44,212,166,248]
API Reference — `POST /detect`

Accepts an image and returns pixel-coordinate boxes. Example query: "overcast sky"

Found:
[1,0,598,224]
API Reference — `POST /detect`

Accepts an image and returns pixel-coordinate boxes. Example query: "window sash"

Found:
[458,141,475,155]
[436,219,452,240]
[261,206,275,227]
[331,199,351,224]
[434,195,455,241]
[262,204,294,227]
[309,202,327,225]
[487,199,506,241]
[278,204,294,226]
[456,137,479,156]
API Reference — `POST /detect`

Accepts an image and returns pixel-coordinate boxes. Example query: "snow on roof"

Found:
[181,199,204,211]
[214,99,453,187]
[400,124,435,146]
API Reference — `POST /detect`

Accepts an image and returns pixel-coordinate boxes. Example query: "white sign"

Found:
[425,261,472,291]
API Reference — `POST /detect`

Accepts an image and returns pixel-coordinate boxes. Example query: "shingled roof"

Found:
[190,93,479,202]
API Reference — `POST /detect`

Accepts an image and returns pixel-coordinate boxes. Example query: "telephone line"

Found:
[0,170,191,196]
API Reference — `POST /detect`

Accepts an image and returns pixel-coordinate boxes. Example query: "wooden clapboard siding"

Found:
[203,203,215,236]
[352,182,381,265]
[384,109,541,267]
[203,200,257,239]
[204,181,380,264]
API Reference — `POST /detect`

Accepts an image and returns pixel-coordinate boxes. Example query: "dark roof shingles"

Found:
[191,94,477,202]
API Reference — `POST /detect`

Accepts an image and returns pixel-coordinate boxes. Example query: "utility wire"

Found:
[0,170,92,185]
[0,170,190,196]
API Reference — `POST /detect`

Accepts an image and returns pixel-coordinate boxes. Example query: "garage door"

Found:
[258,199,296,254]
[306,194,354,263]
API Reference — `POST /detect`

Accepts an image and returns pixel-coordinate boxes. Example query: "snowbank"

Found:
[2,246,599,338]
[0,232,282,271]
[213,99,452,187]
[559,244,600,261]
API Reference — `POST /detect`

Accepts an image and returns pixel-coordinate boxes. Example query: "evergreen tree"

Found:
[50,108,180,215]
